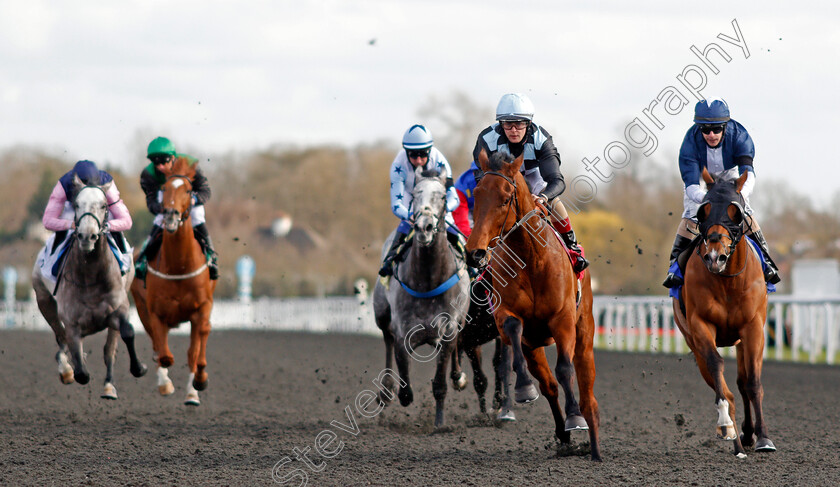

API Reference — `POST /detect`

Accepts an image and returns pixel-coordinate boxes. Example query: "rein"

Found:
[392,192,461,299]
[482,171,546,250]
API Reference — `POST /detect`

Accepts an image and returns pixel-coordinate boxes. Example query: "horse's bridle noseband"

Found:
[74,185,109,236]
[164,174,194,223]
[697,195,749,277]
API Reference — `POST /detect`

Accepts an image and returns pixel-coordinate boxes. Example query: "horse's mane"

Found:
[486,151,515,171]
[420,169,442,178]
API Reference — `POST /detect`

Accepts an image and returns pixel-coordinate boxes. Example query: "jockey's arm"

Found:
[389,159,411,221]
[104,184,132,232]
[192,169,211,205]
[535,138,566,200]
[140,170,163,215]
[736,155,755,199]
[42,183,73,231]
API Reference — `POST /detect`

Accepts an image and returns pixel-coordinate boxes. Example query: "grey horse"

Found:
[373,168,470,428]
[32,175,147,399]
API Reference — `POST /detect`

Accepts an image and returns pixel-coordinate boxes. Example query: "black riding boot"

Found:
[750,231,781,284]
[379,231,408,277]
[559,230,590,273]
[193,223,219,280]
[110,231,128,253]
[662,235,693,288]
[135,225,163,281]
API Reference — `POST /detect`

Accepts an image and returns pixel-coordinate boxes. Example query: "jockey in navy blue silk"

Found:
[663,98,780,288]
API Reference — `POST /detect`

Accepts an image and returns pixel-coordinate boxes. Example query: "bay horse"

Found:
[672,168,776,458]
[466,150,601,461]
[32,175,147,399]
[130,156,217,406]
[373,168,470,428]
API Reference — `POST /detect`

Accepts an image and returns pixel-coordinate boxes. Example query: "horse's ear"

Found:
[72,173,84,191]
[508,153,525,174]
[735,170,749,193]
[477,150,490,172]
[701,167,714,185]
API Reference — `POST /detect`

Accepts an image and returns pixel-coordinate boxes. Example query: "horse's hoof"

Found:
[184,391,200,406]
[159,381,175,396]
[755,438,777,452]
[59,370,75,385]
[378,390,393,405]
[452,372,467,391]
[101,383,118,400]
[514,384,539,404]
[131,363,148,378]
[75,372,90,385]
[735,452,747,459]
[716,424,737,441]
[739,432,754,448]
[193,377,208,391]
[496,409,516,422]
[398,388,413,407]
[565,415,589,431]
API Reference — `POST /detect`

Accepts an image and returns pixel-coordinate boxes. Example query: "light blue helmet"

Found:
[694,98,730,124]
[402,124,434,150]
[496,93,534,121]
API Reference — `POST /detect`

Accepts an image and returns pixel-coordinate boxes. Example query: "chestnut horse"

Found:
[130,156,216,406]
[672,168,776,458]
[466,151,601,461]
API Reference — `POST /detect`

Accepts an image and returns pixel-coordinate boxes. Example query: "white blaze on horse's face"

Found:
[162,176,191,233]
[74,186,108,252]
[411,177,446,247]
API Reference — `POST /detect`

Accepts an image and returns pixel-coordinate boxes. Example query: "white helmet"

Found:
[402,124,434,150]
[496,93,534,121]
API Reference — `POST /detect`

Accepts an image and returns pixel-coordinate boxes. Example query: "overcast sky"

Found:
[1,0,838,206]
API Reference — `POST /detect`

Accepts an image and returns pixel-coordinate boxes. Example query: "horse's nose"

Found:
[467,249,486,268]
[716,254,728,266]
[424,223,434,233]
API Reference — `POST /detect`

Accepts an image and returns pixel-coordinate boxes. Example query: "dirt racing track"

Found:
[1,329,839,486]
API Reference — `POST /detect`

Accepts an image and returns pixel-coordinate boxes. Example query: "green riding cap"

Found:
[147,137,177,157]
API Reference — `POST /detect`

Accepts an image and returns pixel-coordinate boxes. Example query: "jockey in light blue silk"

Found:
[662,98,781,288]
[378,124,461,277]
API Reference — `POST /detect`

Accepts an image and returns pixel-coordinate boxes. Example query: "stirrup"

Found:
[764,267,781,285]
[662,272,683,288]
[572,256,589,273]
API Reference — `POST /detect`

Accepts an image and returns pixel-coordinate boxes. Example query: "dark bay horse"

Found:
[130,156,217,406]
[466,151,601,461]
[672,168,776,458]
[373,168,470,428]
[454,277,516,420]
[32,176,147,399]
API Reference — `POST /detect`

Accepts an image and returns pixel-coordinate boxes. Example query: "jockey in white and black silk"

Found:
[472,93,589,273]
[662,98,780,288]
[378,124,461,277]
[135,136,218,280]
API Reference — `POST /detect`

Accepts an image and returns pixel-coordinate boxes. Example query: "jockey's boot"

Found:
[135,225,163,281]
[193,223,219,280]
[750,230,781,284]
[556,226,589,273]
[662,235,693,288]
[378,231,408,277]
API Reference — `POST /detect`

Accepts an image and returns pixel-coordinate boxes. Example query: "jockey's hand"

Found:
[532,194,548,206]
[190,193,197,205]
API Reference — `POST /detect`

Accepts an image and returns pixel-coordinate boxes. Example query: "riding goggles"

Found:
[150,154,174,166]
[407,149,431,159]
[699,124,726,135]
[500,120,529,130]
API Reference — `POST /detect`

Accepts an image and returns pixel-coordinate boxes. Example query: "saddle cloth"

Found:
[37,231,132,287]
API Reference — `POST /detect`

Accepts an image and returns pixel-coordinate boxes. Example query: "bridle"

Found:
[164,174,194,224]
[696,193,749,278]
[481,171,545,248]
[73,185,109,236]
